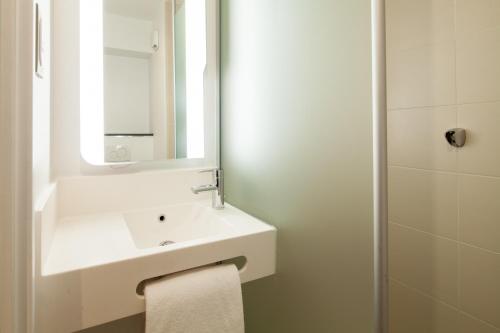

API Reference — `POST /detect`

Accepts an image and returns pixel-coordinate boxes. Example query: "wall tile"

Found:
[456,28,500,104]
[460,244,500,328]
[389,224,459,305]
[386,0,455,51]
[388,1,500,331]
[457,102,500,177]
[387,42,456,109]
[389,167,458,239]
[389,280,500,333]
[458,313,500,333]
[459,175,500,253]
[388,106,457,170]
[456,0,500,36]
[389,280,459,333]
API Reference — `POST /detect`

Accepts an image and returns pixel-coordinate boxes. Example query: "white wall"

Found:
[150,1,169,159]
[105,7,169,159]
[104,54,151,134]
[103,12,155,138]
[1,0,51,331]
[32,1,53,332]
[0,0,18,331]
[104,14,154,54]
[33,0,52,203]
[387,0,500,332]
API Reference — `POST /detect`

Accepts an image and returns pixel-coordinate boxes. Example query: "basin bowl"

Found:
[124,203,236,249]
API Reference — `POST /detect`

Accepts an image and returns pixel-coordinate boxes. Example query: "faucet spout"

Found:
[191,168,224,209]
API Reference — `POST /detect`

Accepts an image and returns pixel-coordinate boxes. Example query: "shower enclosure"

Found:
[223,0,500,332]
[221,0,386,332]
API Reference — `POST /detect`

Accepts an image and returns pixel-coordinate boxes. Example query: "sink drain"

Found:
[159,240,175,247]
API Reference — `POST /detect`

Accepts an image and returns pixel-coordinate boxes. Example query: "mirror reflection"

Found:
[81,0,209,164]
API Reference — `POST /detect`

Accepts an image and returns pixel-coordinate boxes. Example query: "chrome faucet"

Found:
[191,168,224,209]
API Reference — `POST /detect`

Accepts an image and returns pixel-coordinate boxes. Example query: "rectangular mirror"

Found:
[80,0,217,165]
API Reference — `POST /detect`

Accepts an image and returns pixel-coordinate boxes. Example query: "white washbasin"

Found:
[38,171,277,333]
[42,199,276,332]
[124,203,236,249]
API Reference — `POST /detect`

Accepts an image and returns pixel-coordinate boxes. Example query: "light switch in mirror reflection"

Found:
[80,0,216,165]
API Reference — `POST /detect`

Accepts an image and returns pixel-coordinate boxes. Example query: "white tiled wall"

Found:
[387,0,500,331]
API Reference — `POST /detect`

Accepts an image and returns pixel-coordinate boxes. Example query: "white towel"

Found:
[145,264,244,333]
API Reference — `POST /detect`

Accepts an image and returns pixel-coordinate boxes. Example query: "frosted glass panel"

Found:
[221,0,374,332]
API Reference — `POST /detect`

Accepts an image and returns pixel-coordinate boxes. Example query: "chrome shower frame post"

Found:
[372,0,389,332]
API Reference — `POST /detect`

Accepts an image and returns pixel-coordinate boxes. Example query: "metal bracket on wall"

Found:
[445,128,466,148]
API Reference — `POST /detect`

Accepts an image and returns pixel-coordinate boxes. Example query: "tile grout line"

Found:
[389,164,500,181]
[390,278,500,332]
[453,0,462,310]
[387,99,500,112]
[453,0,459,109]
[388,221,500,256]
[386,24,500,55]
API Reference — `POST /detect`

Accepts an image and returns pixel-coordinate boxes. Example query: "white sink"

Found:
[37,170,277,333]
[42,200,276,331]
[124,203,236,249]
